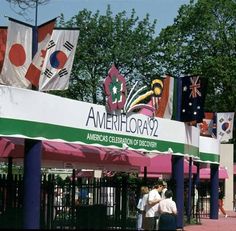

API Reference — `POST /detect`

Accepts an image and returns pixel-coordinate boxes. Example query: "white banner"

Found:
[0,85,200,158]
[198,136,220,163]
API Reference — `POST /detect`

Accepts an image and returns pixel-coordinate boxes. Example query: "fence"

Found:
[0,172,211,229]
[187,181,212,224]
[0,172,143,229]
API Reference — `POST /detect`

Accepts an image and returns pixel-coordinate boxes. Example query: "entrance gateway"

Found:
[0,84,220,229]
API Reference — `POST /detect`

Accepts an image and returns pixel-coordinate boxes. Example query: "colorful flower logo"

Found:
[103,65,126,111]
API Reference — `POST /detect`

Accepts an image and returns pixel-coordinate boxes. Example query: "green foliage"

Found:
[54,1,236,153]
[55,5,160,104]
[0,162,23,174]
[54,1,236,113]
[55,174,65,186]
[156,0,236,113]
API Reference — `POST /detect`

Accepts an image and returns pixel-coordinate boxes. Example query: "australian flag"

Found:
[180,75,207,123]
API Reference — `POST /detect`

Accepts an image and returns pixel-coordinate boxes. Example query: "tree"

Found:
[156,0,236,113]
[156,0,236,157]
[6,0,50,24]
[55,5,160,104]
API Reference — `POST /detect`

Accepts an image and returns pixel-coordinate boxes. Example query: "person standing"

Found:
[143,179,164,230]
[158,190,177,231]
[161,181,168,199]
[218,187,228,218]
[136,186,149,230]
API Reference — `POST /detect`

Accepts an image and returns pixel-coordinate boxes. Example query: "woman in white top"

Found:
[158,190,177,230]
[136,186,149,230]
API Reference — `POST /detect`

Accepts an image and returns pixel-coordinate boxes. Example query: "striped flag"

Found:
[154,75,177,119]
[0,27,7,73]
[25,18,56,87]
[39,29,79,91]
[217,112,234,142]
[0,18,32,88]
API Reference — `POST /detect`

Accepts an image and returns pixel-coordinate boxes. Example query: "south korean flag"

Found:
[217,112,234,142]
[39,29,79,91]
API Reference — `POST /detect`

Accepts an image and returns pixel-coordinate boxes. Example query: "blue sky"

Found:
[0,0,190,34]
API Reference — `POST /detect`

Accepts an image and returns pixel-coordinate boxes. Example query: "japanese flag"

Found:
[0,18,32,89]
[39,29,79,91]
[0,27,7,73]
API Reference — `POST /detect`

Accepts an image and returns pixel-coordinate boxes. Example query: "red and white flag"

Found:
[0,18,32,88]
[217,112,234,142]
[39,29,79,91]
[199,112,217,138]
[154,75,176,119]
[0,27,7,73]
[25,18,56,87]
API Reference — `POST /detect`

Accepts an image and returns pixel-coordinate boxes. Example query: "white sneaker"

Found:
[225,214,228,218]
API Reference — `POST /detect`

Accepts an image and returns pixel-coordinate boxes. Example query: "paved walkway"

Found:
[184,210,236,231]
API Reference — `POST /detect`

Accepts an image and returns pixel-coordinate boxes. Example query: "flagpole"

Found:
[23,0,42,228]
[35,0,38,27]
[171,40,184,230]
